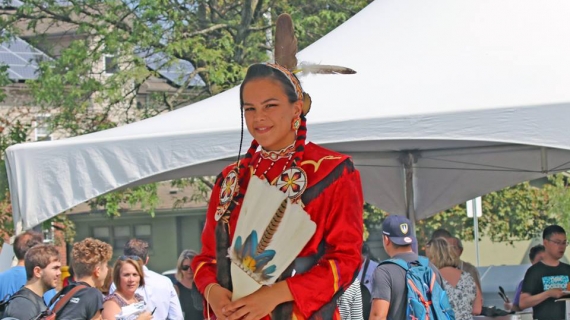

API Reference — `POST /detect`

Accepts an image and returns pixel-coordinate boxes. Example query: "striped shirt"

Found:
[338,279,364,320]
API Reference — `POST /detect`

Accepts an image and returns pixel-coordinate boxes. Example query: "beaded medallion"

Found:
[215,169,239,221]
[275,166,308,201]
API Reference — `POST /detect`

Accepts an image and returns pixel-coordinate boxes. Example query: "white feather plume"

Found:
[295,62,356,76]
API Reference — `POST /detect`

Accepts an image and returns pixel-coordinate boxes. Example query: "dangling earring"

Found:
[292,117,301,131]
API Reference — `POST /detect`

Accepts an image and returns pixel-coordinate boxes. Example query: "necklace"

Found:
[259,143,295,161]
[254,142,295,178]
[253,152,293,178]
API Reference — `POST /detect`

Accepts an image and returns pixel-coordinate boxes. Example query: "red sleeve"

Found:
[191,177,222,294]
[286,169,364,318]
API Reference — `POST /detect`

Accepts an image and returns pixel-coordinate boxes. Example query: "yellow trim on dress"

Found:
[328,259,340,292]
[193,259,216,279]
[301,156,342,173]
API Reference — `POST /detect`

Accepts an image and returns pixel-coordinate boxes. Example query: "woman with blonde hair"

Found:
[102,256,152,320]
[426,238,482,320]
[173,249,202,319]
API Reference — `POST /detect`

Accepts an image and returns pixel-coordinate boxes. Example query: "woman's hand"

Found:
[208,284,233,318]
[136,311,153,320]
[224,282,293,320]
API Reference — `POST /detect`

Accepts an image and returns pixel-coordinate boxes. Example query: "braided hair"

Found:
[215,63,309,300]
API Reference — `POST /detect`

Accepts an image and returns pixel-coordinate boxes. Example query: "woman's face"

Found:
[181,258,193,281]
[119,262,141,294]
[242,78,302,151]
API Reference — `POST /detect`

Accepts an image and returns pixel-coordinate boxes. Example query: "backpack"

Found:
[359,258,373,320]
[0,288,44,319]
[0,293,15,318]
[35,284,87,320]
[380,256,455,320]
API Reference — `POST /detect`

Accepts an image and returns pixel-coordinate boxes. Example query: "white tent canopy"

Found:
[6,0,570,230]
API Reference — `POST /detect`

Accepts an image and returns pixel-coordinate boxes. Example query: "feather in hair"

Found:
[275,14,298,70]
[295,62,356,75]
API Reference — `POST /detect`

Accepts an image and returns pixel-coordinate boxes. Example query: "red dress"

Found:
[192,143,364,319]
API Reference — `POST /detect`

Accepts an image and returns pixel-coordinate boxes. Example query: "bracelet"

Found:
[205,283,221,320]
[205,283,220,303]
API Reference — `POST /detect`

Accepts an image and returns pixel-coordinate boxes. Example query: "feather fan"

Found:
[229,176,316,300]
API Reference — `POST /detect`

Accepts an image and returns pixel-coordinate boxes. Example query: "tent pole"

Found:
[402,152,417,231]
[540,147,548,174]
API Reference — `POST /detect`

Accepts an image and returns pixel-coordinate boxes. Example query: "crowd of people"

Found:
[2,221,570,320]
[0,233,191,320]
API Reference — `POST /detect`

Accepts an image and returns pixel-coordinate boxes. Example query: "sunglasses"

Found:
[118,255,142,261]
[181,265,192,271]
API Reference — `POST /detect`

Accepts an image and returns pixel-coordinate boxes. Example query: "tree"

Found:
[543,174,570,232]
[3,0,373,131]
[0,0,373,239]
[364,177,561,251]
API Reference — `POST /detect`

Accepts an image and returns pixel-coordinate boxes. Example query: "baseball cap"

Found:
[382,215,416,245]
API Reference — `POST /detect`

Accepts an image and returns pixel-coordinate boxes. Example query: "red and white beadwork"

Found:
[216,169,239,221]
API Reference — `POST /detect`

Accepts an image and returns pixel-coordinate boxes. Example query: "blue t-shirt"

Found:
[0,266,57,305]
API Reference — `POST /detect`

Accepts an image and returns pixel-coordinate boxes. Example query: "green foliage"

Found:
[363,202,386,241]
[171,176,216,209]
[0,65,10,103]
[364,178,561,250]
[89,183,160,217]
[0,120,31,244]
[0,192,13,246]
[0,0,373,223]
[276,0,372,50]
[543,174,570,232]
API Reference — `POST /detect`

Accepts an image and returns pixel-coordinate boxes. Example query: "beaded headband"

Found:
[265,62,303,101]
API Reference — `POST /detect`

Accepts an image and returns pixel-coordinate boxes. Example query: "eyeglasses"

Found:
[547,239,569,247]
[118,255,142,261]
[181,265,191,271]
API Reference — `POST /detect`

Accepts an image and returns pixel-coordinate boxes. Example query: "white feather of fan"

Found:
[229,176,316,301]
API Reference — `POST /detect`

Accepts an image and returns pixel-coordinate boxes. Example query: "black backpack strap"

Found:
[1,285,27,305]
[360,257,371,284]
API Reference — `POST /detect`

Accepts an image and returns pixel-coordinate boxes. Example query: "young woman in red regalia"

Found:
[191,14,364,320]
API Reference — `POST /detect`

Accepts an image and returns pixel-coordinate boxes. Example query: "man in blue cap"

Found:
[370,215,444,320]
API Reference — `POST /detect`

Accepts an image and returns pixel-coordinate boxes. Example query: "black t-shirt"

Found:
[3,287,47,320]
[522,261,570,320]
[174,281,203,320]
[56,282,104,320]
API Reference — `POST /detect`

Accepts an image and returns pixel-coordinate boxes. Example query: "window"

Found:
[43,226,55,244]
[134,224,152,249]
[113,226,131,250]
[92,226,111,244]
[91,224,153,250]
[34,114,51,141]
[104,55,119,74]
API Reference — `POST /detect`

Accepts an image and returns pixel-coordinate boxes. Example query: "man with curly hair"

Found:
[57,238,112,320]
